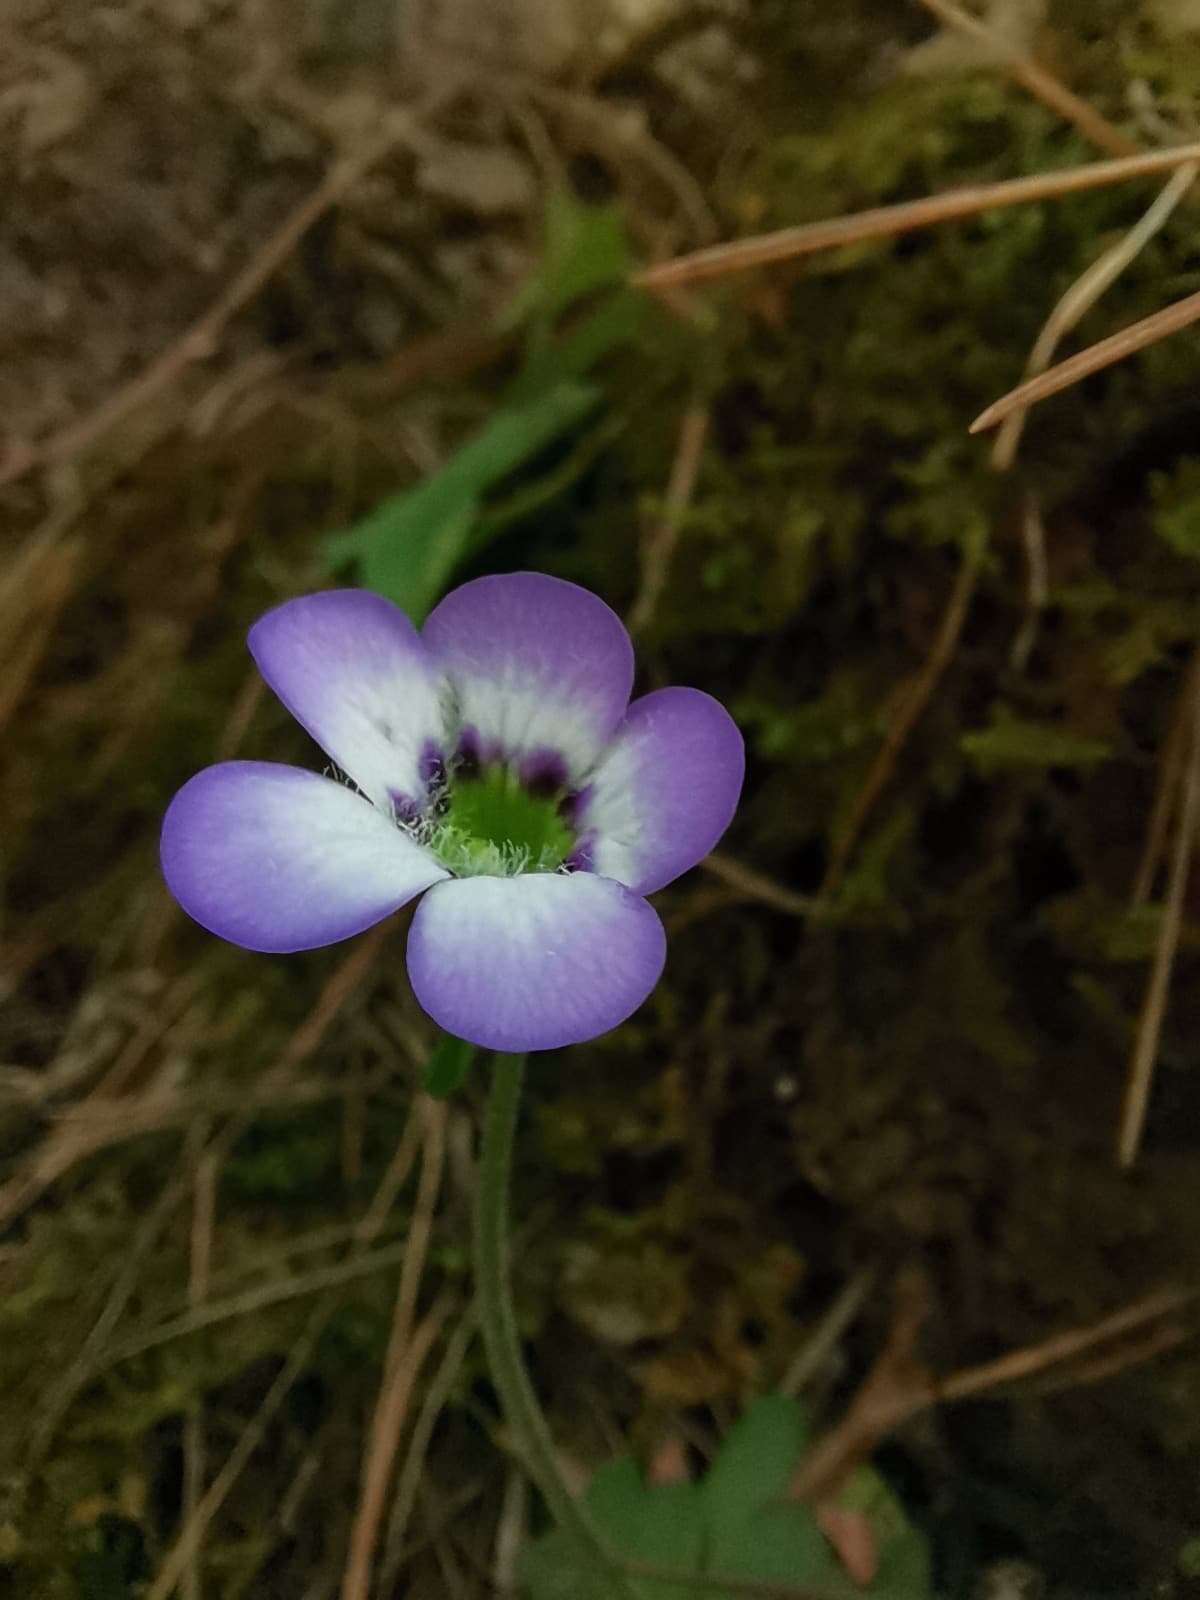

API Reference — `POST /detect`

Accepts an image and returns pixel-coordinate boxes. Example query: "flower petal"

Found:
[161,761,447,952]
[406,872,665,1051]
[248,589,445,815]
[422,573,634,781]
[582,687,744,894]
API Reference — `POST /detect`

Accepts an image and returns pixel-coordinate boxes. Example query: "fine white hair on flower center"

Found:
[396,744,579,880]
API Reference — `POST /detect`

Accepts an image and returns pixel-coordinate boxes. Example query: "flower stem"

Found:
[473,1051,632,1591]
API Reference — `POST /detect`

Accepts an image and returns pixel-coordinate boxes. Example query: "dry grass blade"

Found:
[1022,1323,1187,1395]
[106,1238,417,1369]
[789,1270,933,1504]
[1132,655,1200,905]
[0,975,202,1231]
[634,141,1200,290]
[972,283,1200,433]
[992,162,1197,470]
[0,925,392,1234]
[937,1286,1195,1400]
[628,404,709,636]
[181,1134,218,1600]
[342,1097,447,1600]
[914,0,1138,159]
[143,1106,424,1596]
[790,1276,1192,1505]
[1009,493,1047,673]
[380,1311,477,1591]
[29,1170,191,1462]
[341,1295,455,1600]
[1117,665,1200,1168]
[779,1270,876,1399]
[699,853,819,917]
[144,1301,332,1600]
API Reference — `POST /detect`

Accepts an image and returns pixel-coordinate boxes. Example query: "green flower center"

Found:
[428,766,574,878]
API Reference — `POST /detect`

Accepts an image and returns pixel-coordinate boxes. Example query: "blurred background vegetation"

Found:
[6,0,1200,1594]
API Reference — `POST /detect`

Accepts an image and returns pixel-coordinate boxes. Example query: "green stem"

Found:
[473,1051,633,1592]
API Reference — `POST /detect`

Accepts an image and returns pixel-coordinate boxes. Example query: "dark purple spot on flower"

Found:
[565,833,596,872]
[521,748,569,799]
[420,740,446,789]
[389,790,421,825]
[561,783,593,826]
[455,728,483,781]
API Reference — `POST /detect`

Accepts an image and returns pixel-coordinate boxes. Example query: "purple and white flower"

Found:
[160,574,744,1052]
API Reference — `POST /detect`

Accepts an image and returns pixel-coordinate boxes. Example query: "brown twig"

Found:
[0,974,201,1231]
[700,852,820,917]
[937,1286,1194,1400]
[1021,1323,1187,1395]
[341,1294,455,1600]
[105,1238,419,1369]
[790,1279,1192,1506]
[144,1109,425,1598]
[634,141,1200,291]
[145,1302,332,1600]
[381,1311,478,1590]
[271,922,394,1080]
[790,1270,933,1504]
[822,539,984,896]
[1117,664,1200,1168]
[991,163,1197,471]
[28,1169,192,1463]
[182,1133,218,1600]
[971,283,1200,434]
[628,404,709,636]
[1132,655,1200,905]
[342,1097,448,1600]
[913,0,1138,159]
[1,924,392,1232]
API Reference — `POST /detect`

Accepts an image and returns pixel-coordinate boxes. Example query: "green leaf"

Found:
[701,1395,810,1566]
[477,411,627,545]
[360,483,479,622]
[422,1035,476,1098]
[709,1500,841,1592]
[1152,459,1200,561]
[507,289,645,405]
[500,191,631,337]
[437,380,601,490]
[961,712,1112,774]
[699,1397,850,1593]
[519,1461,704,1600]
[322,381,600,618]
